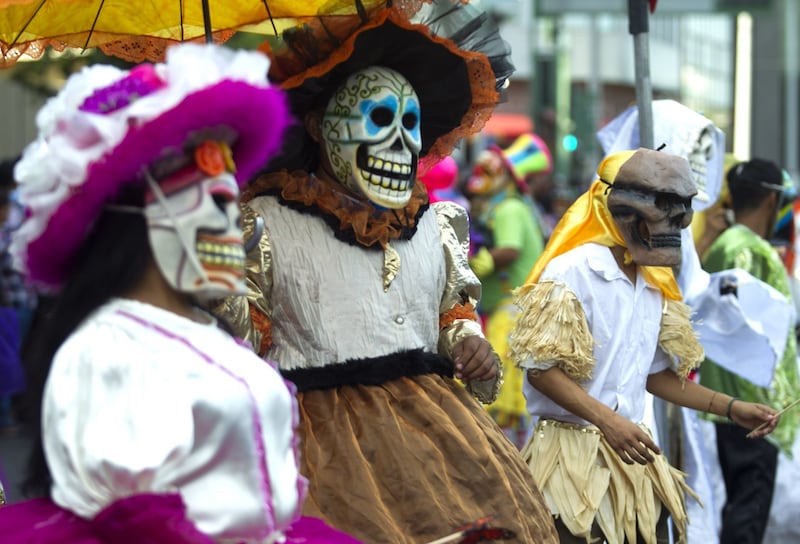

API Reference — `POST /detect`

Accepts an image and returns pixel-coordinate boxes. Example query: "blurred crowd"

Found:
[0,6,797,538]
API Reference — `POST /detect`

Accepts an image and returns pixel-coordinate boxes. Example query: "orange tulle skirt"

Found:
[294,373,558,543]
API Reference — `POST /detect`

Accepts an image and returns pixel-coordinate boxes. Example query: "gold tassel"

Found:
[510,281,595,383]
[658,299,705,381]
[383,242,400,292]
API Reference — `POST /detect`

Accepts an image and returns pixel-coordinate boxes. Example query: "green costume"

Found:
[477,194,545,315]
[700,223,799,453]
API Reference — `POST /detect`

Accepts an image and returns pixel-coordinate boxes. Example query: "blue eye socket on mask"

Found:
[362,96,399,137]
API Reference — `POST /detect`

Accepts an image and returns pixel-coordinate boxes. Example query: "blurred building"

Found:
[0,1,797,187]
[479,0,798,189]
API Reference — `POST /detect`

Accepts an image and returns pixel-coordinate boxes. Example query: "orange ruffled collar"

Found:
[244,170,430,249]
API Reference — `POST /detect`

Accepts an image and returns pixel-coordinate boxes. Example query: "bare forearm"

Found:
[489,247,520,268]
[646,369,734,417]
[527,366,617,427]
[531,366,663,463]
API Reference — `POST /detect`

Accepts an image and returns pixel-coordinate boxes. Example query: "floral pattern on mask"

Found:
[322,66,421,209]
[145,141,246,300]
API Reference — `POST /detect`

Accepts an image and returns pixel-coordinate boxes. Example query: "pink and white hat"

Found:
[11,43,292,289]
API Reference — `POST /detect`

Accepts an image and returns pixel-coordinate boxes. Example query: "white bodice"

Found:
[253,196,447,370]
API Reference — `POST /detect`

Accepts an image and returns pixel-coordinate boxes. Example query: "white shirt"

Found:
[44,298,304,543]
[522,243,671,425]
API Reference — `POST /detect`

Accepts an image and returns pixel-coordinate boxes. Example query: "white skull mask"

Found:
[687,126,715,204]
[322,66,421,209]
[606,149,697,267]
[145,142,245,300]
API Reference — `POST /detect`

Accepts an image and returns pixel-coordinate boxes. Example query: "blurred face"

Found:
[466,149,511,198]
[321,66,421,209]
[145,141,245,300]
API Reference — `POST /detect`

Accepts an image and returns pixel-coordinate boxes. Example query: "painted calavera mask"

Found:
[322,66,421,209]
[606,149,697,266]
[145,140,246,300]
[466,147,513,197]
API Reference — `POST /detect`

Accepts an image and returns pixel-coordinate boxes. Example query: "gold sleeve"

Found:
[433,201,500,403]
[214,202,274,357]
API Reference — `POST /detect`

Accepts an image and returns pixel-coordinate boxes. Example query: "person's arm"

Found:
[488,199,526,268]
[453,335,499,382]
[646,368,779,438]
[695,206,731,259]
[527,366,661,465]
[434,201,500,402]
[489,247,520,268]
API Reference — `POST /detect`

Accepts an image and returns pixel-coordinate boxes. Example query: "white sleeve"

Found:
[43,320,194,519]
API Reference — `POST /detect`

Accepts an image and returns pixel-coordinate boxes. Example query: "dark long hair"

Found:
[22,190,151,497]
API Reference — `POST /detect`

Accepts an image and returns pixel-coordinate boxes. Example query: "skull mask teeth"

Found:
[322,66,421,209]
[606,150,697,267]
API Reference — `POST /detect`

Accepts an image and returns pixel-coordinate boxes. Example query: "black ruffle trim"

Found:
[281,348,453,391]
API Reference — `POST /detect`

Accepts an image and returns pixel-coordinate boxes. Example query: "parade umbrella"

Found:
[0,0,386,67]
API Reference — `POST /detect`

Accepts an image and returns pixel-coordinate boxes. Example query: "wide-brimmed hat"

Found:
[12,43,291,289]
[258,0,513,173]
[500,133,553,190]
[467,133,552,195]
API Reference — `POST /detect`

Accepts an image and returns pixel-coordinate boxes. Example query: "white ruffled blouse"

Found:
[42,298,305,543]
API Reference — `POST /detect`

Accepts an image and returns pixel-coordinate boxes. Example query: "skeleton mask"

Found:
[145,141,245,300]
[687,126,714,204]
[606,149,697,266]
[322,66,421,209]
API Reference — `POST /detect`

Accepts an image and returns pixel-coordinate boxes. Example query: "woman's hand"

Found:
[452,336,499,382]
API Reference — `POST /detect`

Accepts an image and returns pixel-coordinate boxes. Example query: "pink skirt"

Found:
[0,493,362,543]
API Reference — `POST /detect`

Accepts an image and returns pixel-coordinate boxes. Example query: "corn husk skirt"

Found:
[295,373,559,544]
[521,419,699,544]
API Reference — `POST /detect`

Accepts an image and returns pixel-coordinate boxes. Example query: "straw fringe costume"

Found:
[509,151,704,544]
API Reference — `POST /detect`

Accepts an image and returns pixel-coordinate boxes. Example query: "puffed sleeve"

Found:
[433,201,500,403]
[509,280,595,382]
[43,322,196,519]
[215,202,274,356]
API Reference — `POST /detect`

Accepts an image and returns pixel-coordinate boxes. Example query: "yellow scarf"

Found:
[524,151,682,301]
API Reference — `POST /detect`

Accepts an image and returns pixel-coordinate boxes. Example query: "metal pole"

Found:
[784,0,799,179]
[628,0,653,150]
[202,0,213,44]
[589,14,603,168]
